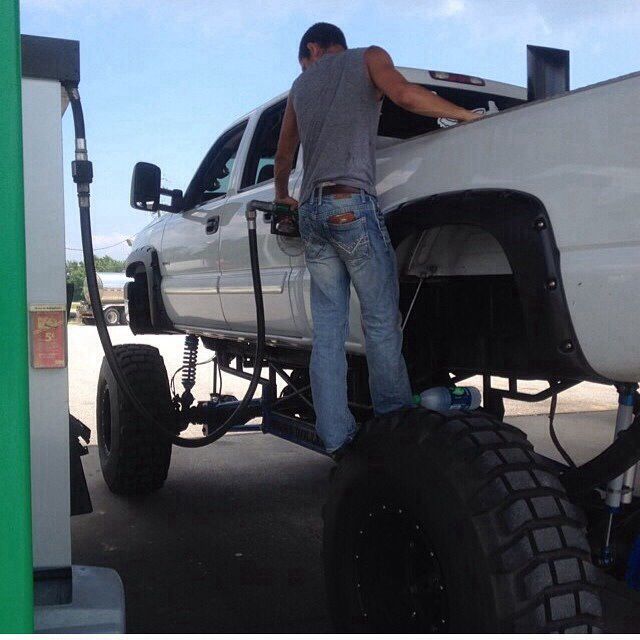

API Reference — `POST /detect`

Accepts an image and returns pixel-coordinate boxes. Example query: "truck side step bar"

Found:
[263,411,327,455]
[196,395,327,455]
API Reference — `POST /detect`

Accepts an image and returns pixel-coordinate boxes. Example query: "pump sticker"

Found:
[29,304,67,369]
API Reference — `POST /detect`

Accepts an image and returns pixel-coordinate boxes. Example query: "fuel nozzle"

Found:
[246,200,292,216]
[246,200,271,216]
[245,200,299,237]
[271,202,295,216]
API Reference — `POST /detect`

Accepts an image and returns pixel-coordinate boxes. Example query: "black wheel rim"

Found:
[100,387,112,453]
[353,500,449,632]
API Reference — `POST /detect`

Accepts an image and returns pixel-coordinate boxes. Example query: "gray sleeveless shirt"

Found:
[290,48,381,204]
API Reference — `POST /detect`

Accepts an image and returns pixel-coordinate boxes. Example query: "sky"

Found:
[19,0,640,260]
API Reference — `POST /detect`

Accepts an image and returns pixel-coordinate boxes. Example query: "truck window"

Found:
[182,121,248,210]
[241,100,299,190]
[241,102,284,189]
[378,85,524,139]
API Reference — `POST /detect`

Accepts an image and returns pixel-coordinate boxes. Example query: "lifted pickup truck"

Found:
[97,47,640,632]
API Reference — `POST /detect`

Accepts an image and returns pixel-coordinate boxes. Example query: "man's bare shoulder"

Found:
[364,45,392,64]
[363,46,396,80]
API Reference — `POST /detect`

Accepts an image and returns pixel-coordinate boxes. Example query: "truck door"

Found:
[219,100,302,337]
[160,121,248,330]
[290,246,365,353]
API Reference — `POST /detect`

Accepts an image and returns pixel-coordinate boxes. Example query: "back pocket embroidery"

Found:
[327,215,369,260]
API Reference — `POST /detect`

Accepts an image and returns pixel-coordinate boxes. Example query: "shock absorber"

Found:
[601,383,639,566]
[180,334,199,410]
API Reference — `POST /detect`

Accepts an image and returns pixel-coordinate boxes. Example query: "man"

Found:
[274,23,480,457]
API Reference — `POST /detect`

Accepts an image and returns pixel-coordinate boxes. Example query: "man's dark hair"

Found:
[298,22,347,60]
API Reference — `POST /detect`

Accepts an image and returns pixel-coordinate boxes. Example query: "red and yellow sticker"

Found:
[29,304,67,369]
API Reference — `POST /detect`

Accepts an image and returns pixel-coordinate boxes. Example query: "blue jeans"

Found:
[298,189,413,453]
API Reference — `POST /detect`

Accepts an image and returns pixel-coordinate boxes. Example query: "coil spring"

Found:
[181,334,199,391]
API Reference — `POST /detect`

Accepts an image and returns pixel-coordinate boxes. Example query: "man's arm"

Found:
[274,97,300,207]
[365,46,481,122]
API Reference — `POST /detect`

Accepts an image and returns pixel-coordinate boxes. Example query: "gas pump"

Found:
[1,30,125,633]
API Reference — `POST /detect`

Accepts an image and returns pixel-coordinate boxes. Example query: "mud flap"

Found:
[69,414,92,516]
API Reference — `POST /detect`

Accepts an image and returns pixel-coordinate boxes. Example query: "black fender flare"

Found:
[386,188,598,381]
[125,246,174,333]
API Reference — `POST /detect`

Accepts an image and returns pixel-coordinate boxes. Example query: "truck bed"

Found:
[377,71,640,382]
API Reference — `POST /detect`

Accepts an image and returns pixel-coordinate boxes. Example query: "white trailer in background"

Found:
[78,271,130,326]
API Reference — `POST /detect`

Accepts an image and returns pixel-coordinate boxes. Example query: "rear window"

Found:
[378,85,524,139]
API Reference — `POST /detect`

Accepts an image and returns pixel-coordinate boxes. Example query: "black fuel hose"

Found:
[66,84,265,448]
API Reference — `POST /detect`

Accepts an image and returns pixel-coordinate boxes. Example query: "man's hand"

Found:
[275,195,299,210]
[461,110,484,122]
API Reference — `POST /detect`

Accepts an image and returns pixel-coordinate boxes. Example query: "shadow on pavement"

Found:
[72,433,334,633]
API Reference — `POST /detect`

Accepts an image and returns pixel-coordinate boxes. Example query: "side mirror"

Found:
[130,162,184,213]
[131,162,161,211]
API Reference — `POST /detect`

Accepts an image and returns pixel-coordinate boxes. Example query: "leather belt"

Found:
[314,184,360,198]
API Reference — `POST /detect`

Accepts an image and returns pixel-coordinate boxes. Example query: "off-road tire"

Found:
[103,306,120,326]
[323,408,604,633]
[96,344,174,495]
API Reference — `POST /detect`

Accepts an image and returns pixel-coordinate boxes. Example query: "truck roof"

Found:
[229,66,526,130]
[397,66,526,100]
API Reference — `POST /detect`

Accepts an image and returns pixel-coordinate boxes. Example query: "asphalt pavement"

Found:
[72,434,334,633]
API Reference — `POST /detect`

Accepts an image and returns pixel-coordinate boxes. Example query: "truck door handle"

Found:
[206,215,220,234]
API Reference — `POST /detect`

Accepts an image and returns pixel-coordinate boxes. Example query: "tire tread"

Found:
[96,344,173,495]
[326,408,604,633]
[438,412,602,633]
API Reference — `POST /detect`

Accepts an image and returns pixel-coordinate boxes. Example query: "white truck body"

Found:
[128,67,640,383]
